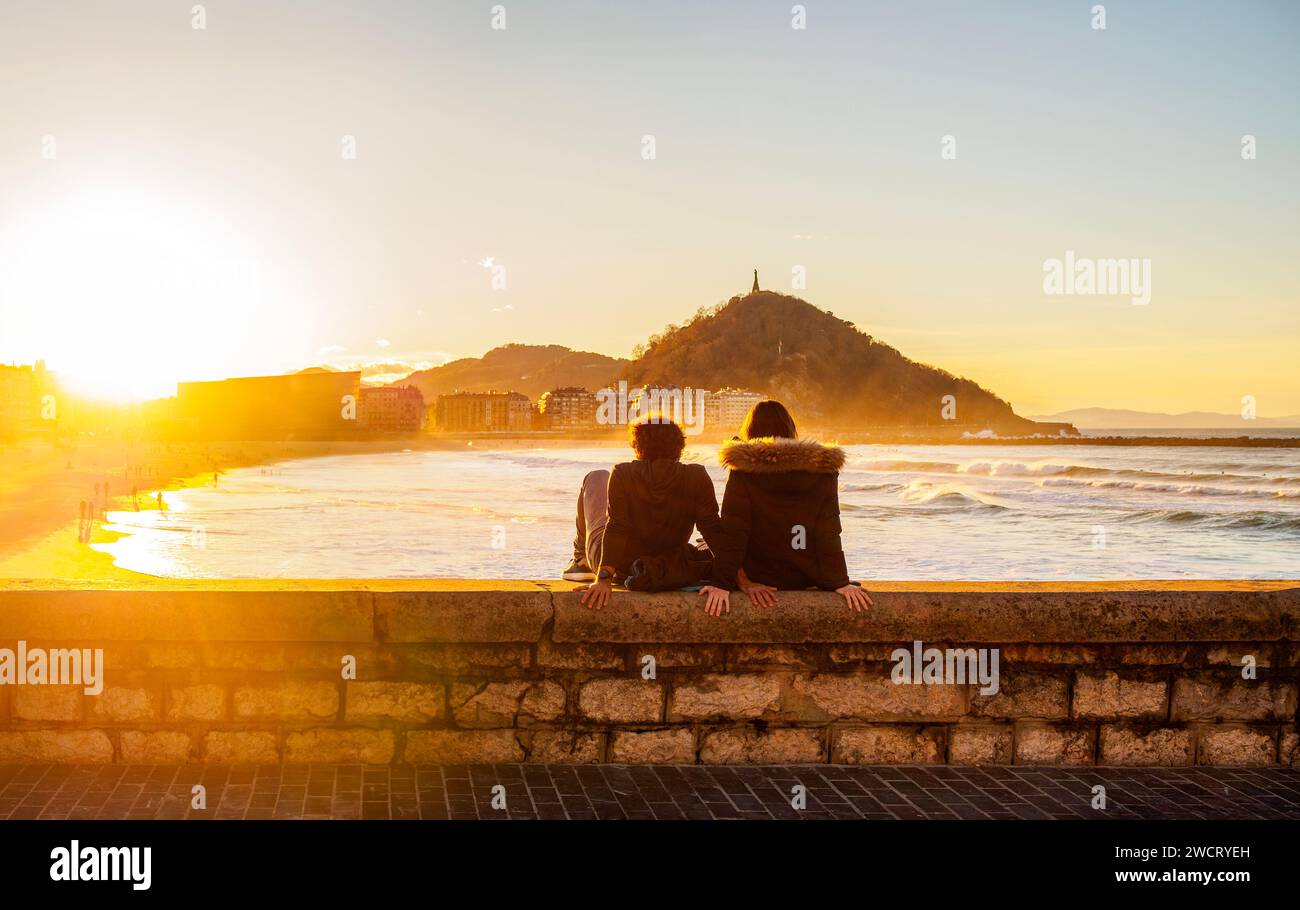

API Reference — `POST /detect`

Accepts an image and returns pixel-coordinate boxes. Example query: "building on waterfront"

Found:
[586,382,764,437]
[0,362,50,434]
[176,370,362,439]
[358,385,425,433]
[537,386,598,431]
[434,391,533,432]
[704,388,765,434]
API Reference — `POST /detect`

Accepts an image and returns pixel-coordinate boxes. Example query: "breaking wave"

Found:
[1123,509,1300,532]
[897,480,1009,509]
[1038,477,1300,499]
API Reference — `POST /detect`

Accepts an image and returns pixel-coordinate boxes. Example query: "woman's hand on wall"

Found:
[836,583,873,613]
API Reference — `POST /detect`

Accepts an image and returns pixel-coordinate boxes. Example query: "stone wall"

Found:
[0,583,1296,765]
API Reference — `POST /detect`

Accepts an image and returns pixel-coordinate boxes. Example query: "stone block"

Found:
[970,671,1067,719]
[831,725,944,764]
[233,681,338,720]
[0,730,114,763]
[121,730,192,763]
[577,679,663,723]
[1099,726,1193,766]
[1073,672,1167,720]
[284,729,395,763]
[346,682,444,723]
[1196,726,1276,766]
[950,725,1012,764]
[700,726,824,764]
[528,730,604,763]
[166,684,225,721]
[609,729,696,763]
[1014,724,1096,765]
[668,674,781,721]
[404,729,524,763]
[13,686,82,722]
[203,731,279,763]
[88,687,160,723]
[1171,677,1296,722]
[451,681,564,727]
[789,673,966,721]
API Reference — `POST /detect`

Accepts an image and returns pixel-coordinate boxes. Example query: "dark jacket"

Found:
[598,459,727,589]
[710,438,851,591]
[622,543,714,593]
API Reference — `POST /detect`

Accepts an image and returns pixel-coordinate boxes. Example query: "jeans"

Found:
[572,469,610,570]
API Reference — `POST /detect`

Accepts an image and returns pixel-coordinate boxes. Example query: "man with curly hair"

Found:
[565,415,730,611]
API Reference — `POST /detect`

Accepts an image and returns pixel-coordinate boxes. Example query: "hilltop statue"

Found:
[752,269,760,293]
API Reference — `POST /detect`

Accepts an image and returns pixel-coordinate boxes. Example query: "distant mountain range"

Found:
[379,291,1064,433]
[393,343,626,402]
[325,292,1300,434]
[1030,407,1300,429]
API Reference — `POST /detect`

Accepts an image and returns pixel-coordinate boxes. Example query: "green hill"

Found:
[395,344,625,401]
[623,291,1058,433]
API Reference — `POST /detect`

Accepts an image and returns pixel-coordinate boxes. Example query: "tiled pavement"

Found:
[2,763,1298,821]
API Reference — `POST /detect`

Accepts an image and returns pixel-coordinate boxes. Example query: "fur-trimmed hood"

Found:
[719,437,846,475]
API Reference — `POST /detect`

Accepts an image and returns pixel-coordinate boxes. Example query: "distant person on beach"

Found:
[77,500,87,543]
[156,492,166,512]
[709,400,872,615]
[567,416,731,612]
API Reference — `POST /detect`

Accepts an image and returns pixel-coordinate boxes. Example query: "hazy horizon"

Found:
[1,0,1297,417]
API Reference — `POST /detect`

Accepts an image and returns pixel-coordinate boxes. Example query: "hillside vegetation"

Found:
[396,344,625,401]
[622,291,1043,431]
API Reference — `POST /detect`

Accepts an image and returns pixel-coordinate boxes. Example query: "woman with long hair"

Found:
[708,400,872,614]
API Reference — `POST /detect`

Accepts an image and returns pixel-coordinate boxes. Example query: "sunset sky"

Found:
[0,0,1296,415]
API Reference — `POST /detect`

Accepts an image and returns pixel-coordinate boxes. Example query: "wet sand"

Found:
[0,434,637,581]
[0,437,458,580]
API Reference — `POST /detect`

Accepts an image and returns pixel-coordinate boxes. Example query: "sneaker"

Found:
[561,557,596,582]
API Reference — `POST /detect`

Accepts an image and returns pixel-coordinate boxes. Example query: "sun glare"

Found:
[0,185,271,401]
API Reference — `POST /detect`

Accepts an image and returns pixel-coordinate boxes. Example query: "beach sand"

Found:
[0,433,636,581]
[0,437,477,581]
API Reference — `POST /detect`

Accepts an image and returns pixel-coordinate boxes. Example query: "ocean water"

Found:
[96,443,1300,580]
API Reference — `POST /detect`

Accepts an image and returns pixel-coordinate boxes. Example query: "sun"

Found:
[0,183,271,401]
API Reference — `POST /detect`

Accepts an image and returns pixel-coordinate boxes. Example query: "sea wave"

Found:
[98,444,1300,580]
[846,459,961,473]
[956,460,1104,477]
[1038,477,1300,499]
[845,452,1294,479]
[842,481,907,493]
[481,451,613,470]
[897,480,1009,509]
[1123,509,1300,532]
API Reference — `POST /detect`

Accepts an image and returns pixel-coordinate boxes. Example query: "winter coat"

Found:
[598,458,727,588]
[710,438,851,591]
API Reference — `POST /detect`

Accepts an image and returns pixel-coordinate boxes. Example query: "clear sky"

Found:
[0,0,1296,415]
